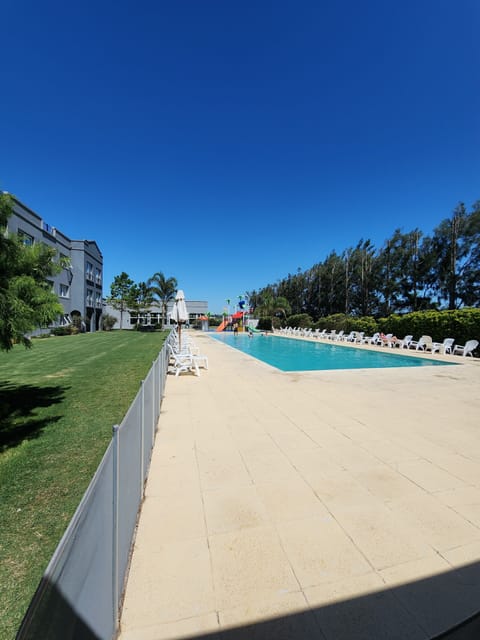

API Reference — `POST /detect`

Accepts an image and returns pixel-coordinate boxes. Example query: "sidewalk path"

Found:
[118,332,480,640]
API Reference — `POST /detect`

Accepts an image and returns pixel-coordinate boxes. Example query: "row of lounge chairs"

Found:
[278,327,478,357]
[168,330,209,376]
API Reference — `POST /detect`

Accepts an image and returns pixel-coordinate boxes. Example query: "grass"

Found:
[0,330,168,640]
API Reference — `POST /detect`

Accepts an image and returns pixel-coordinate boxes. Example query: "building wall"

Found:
[5,194,104,331]
[104,300,208,330]
[70,239,103,331]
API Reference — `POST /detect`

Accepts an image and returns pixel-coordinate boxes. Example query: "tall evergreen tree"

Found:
[250,198,479,320]
[108,272,134,329]
[377,230,405,315]
[303,264,323,319]
[277,270,306,316]
[323,251,345,315]
[127,281,154,322]
[348,240,379,316]
[431,202,480,309]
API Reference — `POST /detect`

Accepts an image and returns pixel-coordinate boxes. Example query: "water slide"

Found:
[216,320,228,332]
[247,326,263,333]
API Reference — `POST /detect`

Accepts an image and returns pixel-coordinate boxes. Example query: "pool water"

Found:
[210,333,456,372]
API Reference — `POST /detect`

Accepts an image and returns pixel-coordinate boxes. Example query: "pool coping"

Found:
[208,330,465,373]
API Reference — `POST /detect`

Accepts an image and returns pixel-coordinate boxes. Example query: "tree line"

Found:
[249,201,480,321]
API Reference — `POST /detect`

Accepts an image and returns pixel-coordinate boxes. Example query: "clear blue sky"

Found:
[2,0,479,313]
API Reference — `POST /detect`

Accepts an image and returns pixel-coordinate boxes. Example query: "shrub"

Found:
[51,326,71,336]
[136,324,155,332]
[285,313,312,328]
[310,309,479,346]
[380,308,480,344]
[313,314,378,335]
[102,314,117,331]
[336,316,378,335]
[257,317,273,331]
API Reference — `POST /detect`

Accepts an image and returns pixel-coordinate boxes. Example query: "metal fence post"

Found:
[153,356,158,423]
[152,358,157,442]
[112,424,120,630]
[140,380,145,495]
[158,354,162,406]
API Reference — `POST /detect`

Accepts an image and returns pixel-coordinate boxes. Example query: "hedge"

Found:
[304,309,479,353]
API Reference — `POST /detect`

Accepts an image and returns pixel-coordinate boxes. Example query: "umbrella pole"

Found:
[178,323,181,351]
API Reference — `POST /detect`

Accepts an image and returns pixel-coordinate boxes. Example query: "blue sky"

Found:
[2,0,479,313]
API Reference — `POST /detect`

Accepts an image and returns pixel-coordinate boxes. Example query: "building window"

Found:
[86,289,93,306]
[86,261,94,281]
[18,230,34,246]
[60,284,69,298]
[95,292,102,307]
[95,267,101,285]
[59,253,71,269]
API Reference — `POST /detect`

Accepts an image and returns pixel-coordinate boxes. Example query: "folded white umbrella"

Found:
[170,290,189,349]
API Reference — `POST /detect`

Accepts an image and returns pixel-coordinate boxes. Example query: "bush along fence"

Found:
[16,336,173,640]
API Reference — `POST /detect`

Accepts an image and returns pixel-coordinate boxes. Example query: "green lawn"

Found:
[0,330,168,640]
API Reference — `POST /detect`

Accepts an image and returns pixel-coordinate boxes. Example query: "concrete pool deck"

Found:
[118,332,480,640]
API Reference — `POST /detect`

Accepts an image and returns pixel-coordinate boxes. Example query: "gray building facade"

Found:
[5,194,103,331]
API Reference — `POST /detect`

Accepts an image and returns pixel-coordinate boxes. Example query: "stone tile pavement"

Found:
[118,332,480,640]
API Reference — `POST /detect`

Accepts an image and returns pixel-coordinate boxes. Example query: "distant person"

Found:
[248,328,253,338]
[381,333,398,346]
[233,322,238,335]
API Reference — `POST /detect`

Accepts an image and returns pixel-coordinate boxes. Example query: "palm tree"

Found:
[256,294,291,329]
[147,272,178,328]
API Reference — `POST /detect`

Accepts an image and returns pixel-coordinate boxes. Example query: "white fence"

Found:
[16,338,171,639]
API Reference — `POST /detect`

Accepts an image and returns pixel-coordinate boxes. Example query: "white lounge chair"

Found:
[398,335,413,349]
[452,340,478,357]
[168,343,208,375]
[409,335,433,351]
[168,346,200,377]
[432,338,455,355]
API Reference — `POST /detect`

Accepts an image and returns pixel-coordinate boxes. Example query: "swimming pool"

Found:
[210,333,456,372]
